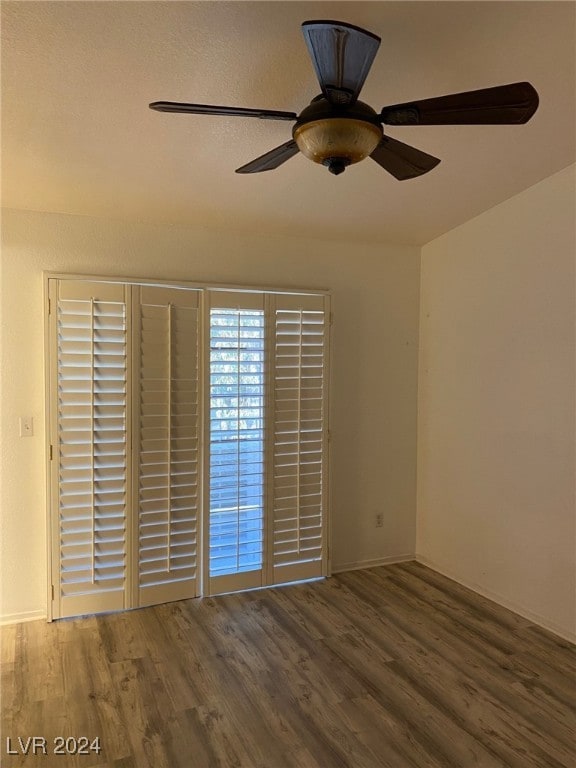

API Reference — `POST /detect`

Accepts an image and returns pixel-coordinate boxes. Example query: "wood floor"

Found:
[1,562,575,768]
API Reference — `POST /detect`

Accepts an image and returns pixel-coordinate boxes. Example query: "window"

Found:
[208,305,265,588]
[46,277,330,619]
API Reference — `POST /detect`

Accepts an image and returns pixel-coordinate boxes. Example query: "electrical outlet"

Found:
[19,416,34,437]
[375,513,384,528]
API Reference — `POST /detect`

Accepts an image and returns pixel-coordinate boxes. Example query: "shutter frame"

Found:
[50,279,130,619]
[270,293,330,584]
[134,285,201,607]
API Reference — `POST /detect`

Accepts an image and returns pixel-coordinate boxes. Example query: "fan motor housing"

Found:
[293,96,383,172]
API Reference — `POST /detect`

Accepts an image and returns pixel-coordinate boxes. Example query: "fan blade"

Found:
[236,140,300,174]
[149,102,297,121]
[302,20,380,105]
[370,136,440,180]
[380,82,539,125]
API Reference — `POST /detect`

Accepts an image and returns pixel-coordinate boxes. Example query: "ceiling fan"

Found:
[149,19,539,179]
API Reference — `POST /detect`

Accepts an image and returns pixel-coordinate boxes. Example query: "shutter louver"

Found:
[271,295,329,584]
[135,286,200,606]
[55,281,128,618]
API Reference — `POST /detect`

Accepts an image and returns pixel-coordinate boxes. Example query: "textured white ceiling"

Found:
[1,1,574,245]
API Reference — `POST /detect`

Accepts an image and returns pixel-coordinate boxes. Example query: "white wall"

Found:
[0,209,420,621]
[417,166,576,641]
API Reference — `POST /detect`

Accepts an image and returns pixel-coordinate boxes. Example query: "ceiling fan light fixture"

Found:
[293,118,382,170]
[150,18,539,180]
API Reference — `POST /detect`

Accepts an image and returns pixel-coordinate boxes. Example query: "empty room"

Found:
[1,2,575,767]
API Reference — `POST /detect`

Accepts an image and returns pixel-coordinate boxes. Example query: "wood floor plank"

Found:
[188,595,351,768]
[322,632,508,768]
[237,594,370,705]
[511,625,576,676]
[0,622,17,665]
[22,619,64,703]
[387,646,571,768]
[336,693,460,768]
[96,611,146,664]
[108,656,174,768]
[339,569,576,744]
[77,623,132,763]
[386,572,575,725]
[160,600,301,767]
[399,562,533,632]
[2,563,575,768]
[340,566,535,682]
[335,569,532,683]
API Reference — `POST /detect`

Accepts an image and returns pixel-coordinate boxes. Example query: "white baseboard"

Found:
[332,553,415,574]
[0,609,47,626]
[415,554,576,645]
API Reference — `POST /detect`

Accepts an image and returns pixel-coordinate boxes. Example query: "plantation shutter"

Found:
[205,292,266,596]
[134,285,200,606]
[48,277,330,618]
[49,279,129,619]
[269,294,330,584]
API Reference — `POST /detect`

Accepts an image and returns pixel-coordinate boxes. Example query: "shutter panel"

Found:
[206,292,265,595]
[52,280,129,618]
[134,286,200,606]
[270,294,330,584]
